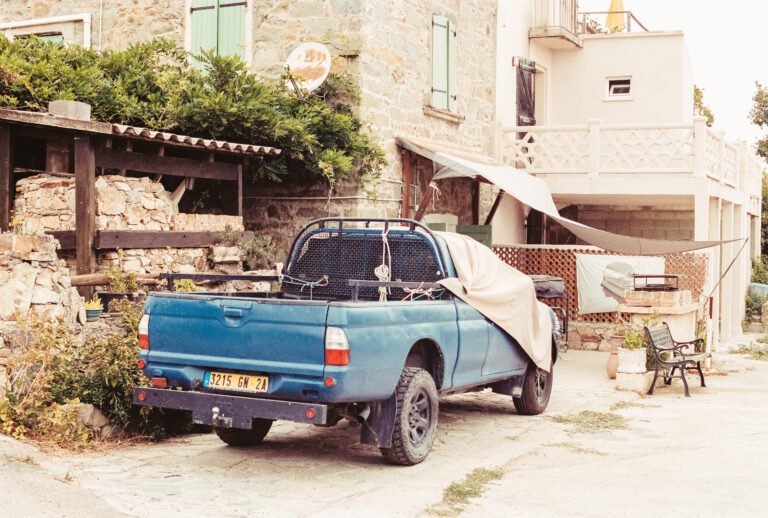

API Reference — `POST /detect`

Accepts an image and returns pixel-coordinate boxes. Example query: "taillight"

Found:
[138,314,150,350]
[325,327,350,366]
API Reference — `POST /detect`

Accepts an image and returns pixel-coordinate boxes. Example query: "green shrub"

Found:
[0,36,386,188]
[751,257,768,284]
[745,292,767,321]
[0,300,180,445]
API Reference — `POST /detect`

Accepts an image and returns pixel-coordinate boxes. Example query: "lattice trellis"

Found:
[600,128,693,171]
[493,246,708,323]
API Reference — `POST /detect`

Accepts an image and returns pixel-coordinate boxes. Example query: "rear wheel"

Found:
[513,361,553,415]
[215,418,273,447]
[380,367,438,466]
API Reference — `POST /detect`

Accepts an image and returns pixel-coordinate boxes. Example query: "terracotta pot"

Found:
[617,347,647,374]
[606,349,619,379]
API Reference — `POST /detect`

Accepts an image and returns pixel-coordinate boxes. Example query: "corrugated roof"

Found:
[0,108,280,157]
[112,124,280,156]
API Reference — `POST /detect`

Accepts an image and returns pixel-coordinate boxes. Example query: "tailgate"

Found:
[146,294,329,378]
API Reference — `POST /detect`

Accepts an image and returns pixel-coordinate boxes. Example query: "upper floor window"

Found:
[431,14,457,112]
[13,31,65,44]
[607,77,632,98]
[0,14,89,47]
[190,0,247,60]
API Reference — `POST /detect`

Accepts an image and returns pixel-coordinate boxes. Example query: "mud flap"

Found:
[360,395,396,448]
[491,374,525,398]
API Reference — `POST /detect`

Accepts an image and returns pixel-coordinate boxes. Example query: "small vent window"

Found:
[608,78,631,97]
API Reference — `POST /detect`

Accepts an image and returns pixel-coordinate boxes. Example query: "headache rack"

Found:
[283,218,449,302]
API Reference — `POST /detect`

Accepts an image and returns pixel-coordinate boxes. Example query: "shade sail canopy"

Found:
[431,152,741,256]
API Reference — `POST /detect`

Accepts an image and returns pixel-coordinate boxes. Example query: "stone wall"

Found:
[246,0,498,254]
[4,1,498,244]
[14,174,246,275]
[0,1,184,51]
[0,234,82,323]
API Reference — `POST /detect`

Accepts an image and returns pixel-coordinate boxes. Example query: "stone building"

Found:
[0,0,499,252]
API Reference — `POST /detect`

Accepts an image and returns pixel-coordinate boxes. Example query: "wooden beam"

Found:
[471,181,480,225]
[0,125,10,231]
[46,230,75,250]
[74,136,96,297]
[401,149,412,219]
[94,147,239,181]
[484,191,504,225]
[96,230,221,249]
[414,184,436,222]
[71,272,162,287]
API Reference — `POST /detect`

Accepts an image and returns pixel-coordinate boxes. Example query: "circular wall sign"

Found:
[284,42,332,93]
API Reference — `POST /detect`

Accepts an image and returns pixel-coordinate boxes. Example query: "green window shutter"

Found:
[447,20,457,112]
[217,1,246,59]
[432,15,449,110]
[191,0,218,58]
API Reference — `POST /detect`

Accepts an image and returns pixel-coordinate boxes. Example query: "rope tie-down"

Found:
[375,227,392,302]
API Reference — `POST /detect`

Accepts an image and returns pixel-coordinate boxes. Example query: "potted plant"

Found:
[84,297,104,322]
[617,324,649,374]
[98,265,145,312]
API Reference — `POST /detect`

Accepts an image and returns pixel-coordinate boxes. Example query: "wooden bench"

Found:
[644,323,710,397]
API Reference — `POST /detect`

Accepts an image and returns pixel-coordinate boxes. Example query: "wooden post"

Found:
[401,150,412,218]
[0,125,10,231]
[471,181,480,224]
[75,136,96,297]
[237,164,243,217]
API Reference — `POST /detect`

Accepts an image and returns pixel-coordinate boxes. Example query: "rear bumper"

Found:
[133,388,330,429]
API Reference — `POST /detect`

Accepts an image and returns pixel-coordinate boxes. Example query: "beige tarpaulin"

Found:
[431,153,741,255]
[436,232,553,371]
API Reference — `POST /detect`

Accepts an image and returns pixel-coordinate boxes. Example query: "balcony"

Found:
[577,10,649,35]
[500,117,764,214]
[529,0,581,49]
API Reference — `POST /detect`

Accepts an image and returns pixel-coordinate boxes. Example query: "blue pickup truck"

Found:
[134,218,564,465]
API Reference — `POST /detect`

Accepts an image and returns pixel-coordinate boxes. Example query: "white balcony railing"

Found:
[533,0,578,34]
[500,117,765,199]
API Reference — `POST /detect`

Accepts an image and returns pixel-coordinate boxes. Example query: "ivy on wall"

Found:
[0,37,386,186]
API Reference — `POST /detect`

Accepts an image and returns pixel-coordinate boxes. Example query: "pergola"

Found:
[0,108,280,292]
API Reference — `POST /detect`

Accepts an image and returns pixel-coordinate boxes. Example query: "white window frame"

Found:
[0,13,91,48]
[183,0,253,67]
[606,76,632,100]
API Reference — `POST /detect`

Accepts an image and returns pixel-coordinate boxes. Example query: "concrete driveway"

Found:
[0,350,765,517]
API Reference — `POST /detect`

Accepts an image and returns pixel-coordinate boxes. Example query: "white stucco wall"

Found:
[495,0,555,128]
[548,32,694,125]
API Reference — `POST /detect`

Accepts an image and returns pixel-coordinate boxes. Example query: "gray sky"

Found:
[578,0,767,146]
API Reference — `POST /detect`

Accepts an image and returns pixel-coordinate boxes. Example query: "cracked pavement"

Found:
[1,350,765,517]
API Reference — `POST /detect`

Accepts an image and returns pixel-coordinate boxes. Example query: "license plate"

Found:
[204,371,269,393]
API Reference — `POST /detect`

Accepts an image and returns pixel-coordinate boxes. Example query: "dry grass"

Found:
[428,467,504,516]
[546,441,606,456]
[550,410,628,433]
[735,342,768,361]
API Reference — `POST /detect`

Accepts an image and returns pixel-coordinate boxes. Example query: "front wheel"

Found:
[215,418,273,447]
[513,361,553,415]
[380,367,439,466]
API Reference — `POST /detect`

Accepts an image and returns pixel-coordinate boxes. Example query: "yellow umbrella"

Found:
[606,0,626,32]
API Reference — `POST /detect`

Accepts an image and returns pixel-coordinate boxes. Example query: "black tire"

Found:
[513,361,553,415]
[380,367,439,466]
[215,418,273,447]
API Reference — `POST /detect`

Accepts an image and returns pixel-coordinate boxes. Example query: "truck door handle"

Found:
[223,308,243,319]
